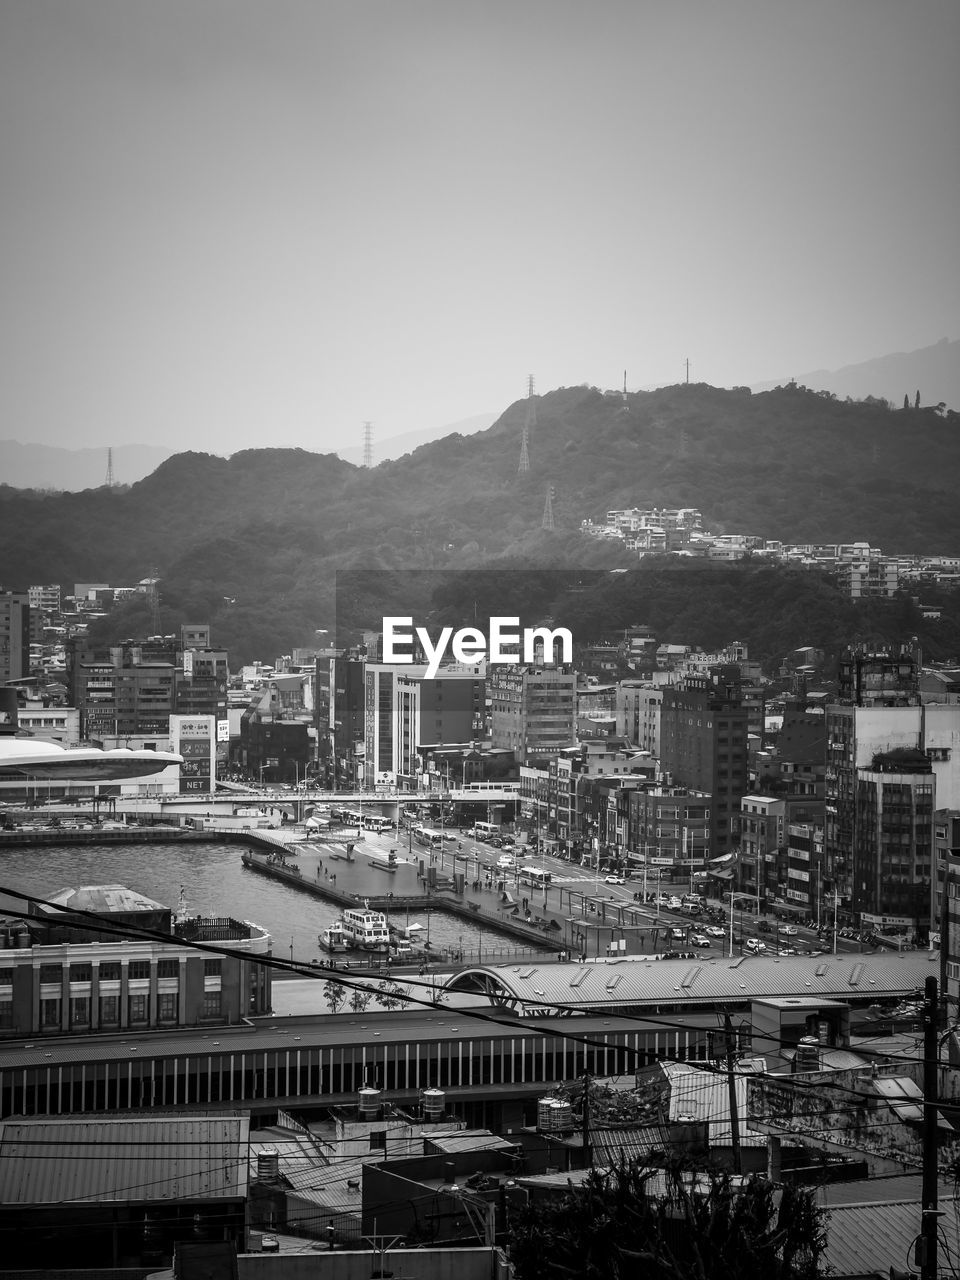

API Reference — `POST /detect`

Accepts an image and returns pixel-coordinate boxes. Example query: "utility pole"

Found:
[362,421,374,468]
[920,974,939,1280]
[684,357,690,385]
[723,1012,742,1175]
[581,1070,591,1166]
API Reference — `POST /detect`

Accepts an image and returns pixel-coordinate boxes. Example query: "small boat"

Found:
[318,921,349,953]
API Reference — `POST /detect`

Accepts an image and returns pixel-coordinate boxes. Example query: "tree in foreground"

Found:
[508,1159,826,1280]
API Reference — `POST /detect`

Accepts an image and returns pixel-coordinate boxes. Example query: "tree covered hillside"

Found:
[2,382,959,663]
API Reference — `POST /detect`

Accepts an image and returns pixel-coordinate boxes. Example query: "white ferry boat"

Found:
[339,907,390,952]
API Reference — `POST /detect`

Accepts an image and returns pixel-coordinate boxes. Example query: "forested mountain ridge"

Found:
[3,383,959,663]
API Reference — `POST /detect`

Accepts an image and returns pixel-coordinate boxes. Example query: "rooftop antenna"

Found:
[362,421,374,469]
[541,484,555,531]
[622,370,627,401]
[518,374,534,474]
[684,358,691,385]
[105,447,115,487]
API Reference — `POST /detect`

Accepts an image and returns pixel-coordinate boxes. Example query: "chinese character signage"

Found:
[169,715,216,793]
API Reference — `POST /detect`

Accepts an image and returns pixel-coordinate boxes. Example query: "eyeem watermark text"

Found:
[382,617,573,679]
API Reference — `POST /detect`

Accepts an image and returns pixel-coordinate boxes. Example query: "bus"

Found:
[413,827,444,850]
[472,821,500,842]
[519,866,552,889]
[363,815,393,833]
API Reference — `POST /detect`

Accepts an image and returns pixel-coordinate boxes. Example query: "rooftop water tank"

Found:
[537,1098,574,1133]
[358,1086,381,1118]
[793,1035,820,1073]
[256,1149,280,1182]
[422,1088,445,1120]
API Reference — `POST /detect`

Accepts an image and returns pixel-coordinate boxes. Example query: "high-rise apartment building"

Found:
[825,645,921,919]
[0,592,30,685]
[853,749,934,931]
[490,665,576,765]
[658,666,749,859]
[615,682,662,752]
[364,664,485,786]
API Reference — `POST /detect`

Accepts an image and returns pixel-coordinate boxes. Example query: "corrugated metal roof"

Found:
[282,1156,367,1206]
[871,1075,927,1125]
[249,1129,327,1182]
[590,1126,677,1165]
[816,1174,956,1207]
[0,1114,249,1205]
[823,1200,959,1276]
[445,951,937,1011]
[661,1062,768,1147]
[425,1132,517,1154]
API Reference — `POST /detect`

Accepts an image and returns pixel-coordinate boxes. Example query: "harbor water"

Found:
[0,840,550,971]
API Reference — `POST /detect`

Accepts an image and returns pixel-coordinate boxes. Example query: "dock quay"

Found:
[237,840,560,953]
[0,822,562,957]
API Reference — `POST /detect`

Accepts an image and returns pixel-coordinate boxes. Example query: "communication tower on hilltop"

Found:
[518,374,535,474]
[514,373,537,476]
[362,422,374,468]
[105,448,115,487]
[541,484,555,531]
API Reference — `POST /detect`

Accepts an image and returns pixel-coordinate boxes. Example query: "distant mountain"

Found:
[750,337,959,410]
[336,413,497,466]
[0,441,175,491]
[2,382,959,663]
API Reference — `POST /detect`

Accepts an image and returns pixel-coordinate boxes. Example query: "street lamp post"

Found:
[728,890,761,958]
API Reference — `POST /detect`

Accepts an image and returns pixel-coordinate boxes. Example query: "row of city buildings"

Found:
[580,505,960,597]
[5,585,960,949]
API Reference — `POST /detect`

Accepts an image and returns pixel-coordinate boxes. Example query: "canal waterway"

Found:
[0,840,551,971]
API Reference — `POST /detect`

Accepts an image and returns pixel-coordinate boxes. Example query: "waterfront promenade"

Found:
[0,811,687,961]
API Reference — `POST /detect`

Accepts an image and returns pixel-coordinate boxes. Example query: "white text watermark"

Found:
[382,617,573,679]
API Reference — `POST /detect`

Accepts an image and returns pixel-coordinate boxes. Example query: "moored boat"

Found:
[340,907,390,952]
[318,921,349,953]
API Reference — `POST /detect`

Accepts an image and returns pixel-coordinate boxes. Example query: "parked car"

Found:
[604,874,625,885]
[667,897,683,910]
[690,934,712,948]
[670,927,686,941]
[261,1234,280,1253]
[745,938,767,954]
[654,894,670,906]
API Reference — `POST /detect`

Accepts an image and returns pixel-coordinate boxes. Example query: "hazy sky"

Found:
[1,0,957,455]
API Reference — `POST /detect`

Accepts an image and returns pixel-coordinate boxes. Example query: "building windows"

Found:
[69,964,92,983]
[157,993,178,1023]
[40,998,61,1028]
[70,996,90,1026]
[0,1000,12,1029]
[128,993,148,1023]
[157,958,179,979]
[99,995,119,1026]
[202,991,221,1019]
[99,962,121,982]
[203,959,222,978]
[128,960,151,980]
[39,964,61,985]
